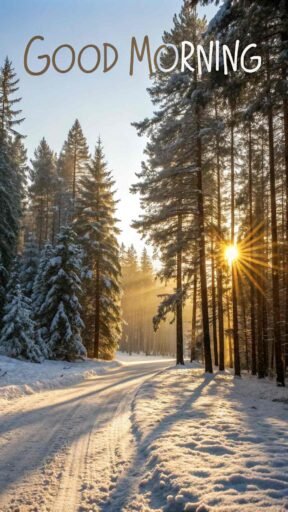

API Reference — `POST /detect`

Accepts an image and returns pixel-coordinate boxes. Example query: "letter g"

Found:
[24,36,50,76]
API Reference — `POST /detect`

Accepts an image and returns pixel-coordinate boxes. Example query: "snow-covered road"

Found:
[0,359,172,512]
[1,360,288,512]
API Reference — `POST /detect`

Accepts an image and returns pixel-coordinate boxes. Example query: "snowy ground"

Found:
[127,366,288,512]
[0,356,122,401]
[0,352,174,402]
[116,352,175,364]
[0,358,287,512]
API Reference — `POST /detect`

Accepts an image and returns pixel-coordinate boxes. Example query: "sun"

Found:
[225,244,239,267]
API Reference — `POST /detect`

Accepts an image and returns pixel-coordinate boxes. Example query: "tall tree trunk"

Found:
[239,278,249,371]
[72,148,77,215]
[282,0,288,374]
[283,76,288,371]
[94,262,100,359]
[196,108,213,373]
[226,291,233,368]
[230,108,241,377]
[215,99,225,370]
[255,193,266,379]
[38,197,44,249]
[266,50,285,386]
[176,213,184,365]
[211,238,218,366]
[248,122,257,375]
[45,194,49,242]
[190,272,198,362]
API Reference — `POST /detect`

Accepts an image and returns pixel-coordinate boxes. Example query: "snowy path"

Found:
[1,362,288,512]
[0,359,172,512]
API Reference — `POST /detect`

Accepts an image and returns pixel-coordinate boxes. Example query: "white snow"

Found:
[0,357,172,512]
[116,351,175,364]
[0,352,174,402]
[126,365,288,511]
[0,358,287,512]
[0,355,122,401]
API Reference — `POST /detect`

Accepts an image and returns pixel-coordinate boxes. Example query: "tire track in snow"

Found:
[0,361,172,512]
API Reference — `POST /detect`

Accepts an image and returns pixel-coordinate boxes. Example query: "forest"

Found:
[0,0,287,387]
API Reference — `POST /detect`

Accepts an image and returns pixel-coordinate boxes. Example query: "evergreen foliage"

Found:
[20,234,39,299]
[37,227,86,361]
[74,140,121,359]
[0,282,43,363]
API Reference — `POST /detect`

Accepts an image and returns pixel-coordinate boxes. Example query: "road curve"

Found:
[0,359,172,512]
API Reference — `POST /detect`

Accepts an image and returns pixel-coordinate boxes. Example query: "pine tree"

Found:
[0,256,8,329]
[20,233,39,299]
[205,0,286,384]
[38,227,86,361]
[0,58,24,279]
[74,139,122,359]
[132,5,214,370]
[30,138,57,248]
[32,241,54,347]
[0,283,43,362]
[0,57,24,138]
[140,247,154,278]
[57,119,89,221]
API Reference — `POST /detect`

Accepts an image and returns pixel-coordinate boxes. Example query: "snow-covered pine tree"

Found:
[38,226,86,361]
[30,138,57,248]
[0,58,24,282]
[74,139,122,359]
[57,119,89,223]
[32,241,54,349]
[0,257,8,329]
[20,233,39,299]
[132,6,214,370]
[0,282,43,363]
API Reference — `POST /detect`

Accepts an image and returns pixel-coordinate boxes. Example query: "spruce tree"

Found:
[32,242,54,352]
[0,58,24,280]
[0,283,43,363]
[0,57,24,138]
[30,138,57,248]
[0,257,8,329]
[20,233,39,299]
[57,119,89,221]
[74,139,122,360]
[38,227,86,361]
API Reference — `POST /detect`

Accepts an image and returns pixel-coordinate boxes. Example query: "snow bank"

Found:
[0,352,174,402]
[129,366,288,511]
[0,355,122,401]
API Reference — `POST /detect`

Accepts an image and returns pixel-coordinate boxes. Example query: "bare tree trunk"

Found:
[196,108,213,373]
[226,291,233,368]
[266,50,285,386]
[215,100,225,370]
[230,109,241,377]
[176,213,184,365]
[38,197,44,249]
[211,238,218,366]
[255,192,266,378]
[94,262,100,359]
[248,122,257,375]
[283,73,288,371]
[190,272,198,362]
[239,278,249,371]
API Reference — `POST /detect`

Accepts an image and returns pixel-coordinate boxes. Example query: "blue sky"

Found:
[0,0,218,254]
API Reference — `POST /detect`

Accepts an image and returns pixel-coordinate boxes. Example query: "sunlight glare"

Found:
[225,244,239,267]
